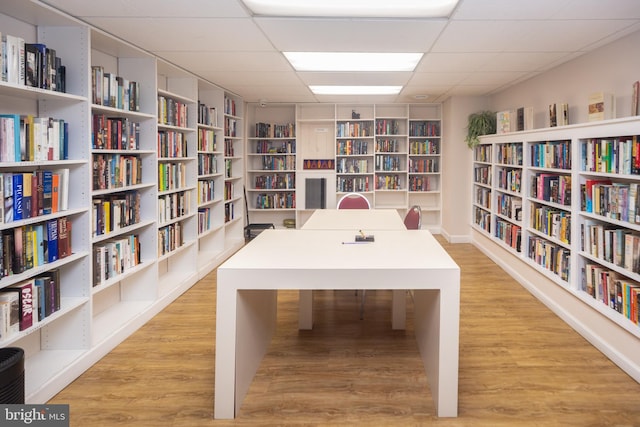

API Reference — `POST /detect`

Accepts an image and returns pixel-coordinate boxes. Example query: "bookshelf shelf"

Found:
[0,1,244,403]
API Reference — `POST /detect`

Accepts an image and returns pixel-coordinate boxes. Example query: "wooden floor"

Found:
[49,238,640,426]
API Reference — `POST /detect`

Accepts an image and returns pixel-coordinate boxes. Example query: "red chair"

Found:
[337,192,371,209]
[404,205,422,230]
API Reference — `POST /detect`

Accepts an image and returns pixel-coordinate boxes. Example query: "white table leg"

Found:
[299,289,313,329]
[413,281,460,417]
[391,289,406,330]
[215,277,277,419]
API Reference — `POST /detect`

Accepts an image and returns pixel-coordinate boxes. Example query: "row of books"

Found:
[497,168,522,193]
[1,33,66,92]
[495,218,522,252]
[530,140,572,170]
[409,176,436,192]
[375,138,401,153]
[497,193,522,221]
[0,217,72,279]
[253,173,295,190]
[224,97,237,116]
[255,140,295,154]
[158,96,188,127]
[375,119,401,135]
[581,222,640,273]
[224,182,234,201]
[2,169,69,223]
[0,270,61,341]
[91,66,140,112]
[92,191,141,237]
[158,162,187,192]
[197,207,211,234]
[375,174,401,190]
[224,202,235,223]
[581,136,640,175]
[530,205,571,244]
[0,114,69,163]
[497,143,523,166]
[336,122,372,138]
[258,155,295,171]
[197,179,215,205]
[337,158,368,174]
[337,139,369,156]
[475,187,491,209]
[93,234,140,287]
[158,130,188,158]
[158,222,183,257]
[527,235,571,282]
[474,208,491,232]
[375,155,402,172]
[582,179,640,224]
[496,107,533,133]
[158,191,191,224]
[474,165,491,186]
[92,114,140,151]
[224,140,235,157]
[409,139,439,155]
[224,117,238,138]
[92,154,142,191]
[409,158,438,173]
[197,102,217,127]
[198,128,217,152]
[337,177,370,193]
[198,153,217,176]
[254,192,295,209]
[409,121,440,137]
[254,122,295,139]
[530,173,571,206]
[582,263,639,324]
[474,145,491,163]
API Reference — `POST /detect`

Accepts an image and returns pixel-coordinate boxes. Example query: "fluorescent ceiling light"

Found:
[310,86,402,95]
[242,0,459,18]
[284,52,423,72]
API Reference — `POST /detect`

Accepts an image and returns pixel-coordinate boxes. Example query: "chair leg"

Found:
[360,290,366,320]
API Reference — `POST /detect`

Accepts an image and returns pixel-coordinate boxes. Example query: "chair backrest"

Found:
[404,205,422,229]
[337,193,371,209]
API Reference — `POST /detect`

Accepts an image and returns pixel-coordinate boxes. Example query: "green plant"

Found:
[465,111,496,148]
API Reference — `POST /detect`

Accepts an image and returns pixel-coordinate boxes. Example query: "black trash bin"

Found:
[0,347,25,403]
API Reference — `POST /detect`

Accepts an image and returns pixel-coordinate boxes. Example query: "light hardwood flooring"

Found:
[49,238,640,426]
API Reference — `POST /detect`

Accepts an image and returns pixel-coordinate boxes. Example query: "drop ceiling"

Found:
[41,0,640,104]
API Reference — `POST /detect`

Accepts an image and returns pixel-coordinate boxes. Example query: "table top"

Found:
[301,209,405,230]
[219,229,459,276]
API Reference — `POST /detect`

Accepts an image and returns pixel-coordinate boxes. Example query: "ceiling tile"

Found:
[452,0,572,20]
[42,0,248,17]
[254,18,447,52]
[157,51,291,73]
[416,53,498,73]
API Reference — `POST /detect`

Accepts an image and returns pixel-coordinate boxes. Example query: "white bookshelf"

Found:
[245,103,297,229]
[473,116,640,382]
[0,0,244,403]
[223,93,245,248]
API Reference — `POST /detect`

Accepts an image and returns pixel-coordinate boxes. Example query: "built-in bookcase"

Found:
[0,1,244,403]
[245,104,297,228]
[156,60,198,299]
[473,116,640,383]
[90,28,158,355]
[223,93,245,247]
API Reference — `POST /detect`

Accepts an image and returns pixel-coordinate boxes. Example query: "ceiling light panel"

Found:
[242,0,459,18]
[310,85,402,95]
[284,52,423,72]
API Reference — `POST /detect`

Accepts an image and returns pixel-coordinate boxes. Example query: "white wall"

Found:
[489,29,640,125]
[441,96,488,242]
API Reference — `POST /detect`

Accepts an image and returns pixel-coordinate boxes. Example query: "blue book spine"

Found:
[4,173,13,222]
[42,170,53,215]
[12,173,23,220]
[63,121,69,160]
[46,218,58,263]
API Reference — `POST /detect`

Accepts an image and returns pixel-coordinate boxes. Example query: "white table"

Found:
[214,229,460,419]
[300,208,408,329]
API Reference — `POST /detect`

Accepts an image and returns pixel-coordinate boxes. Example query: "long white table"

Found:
[214,228,460,419]
[300,208,408,329]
